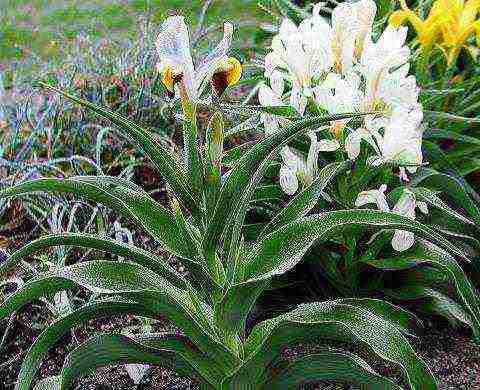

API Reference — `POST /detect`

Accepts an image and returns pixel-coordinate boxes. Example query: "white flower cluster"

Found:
[260,0,424,194]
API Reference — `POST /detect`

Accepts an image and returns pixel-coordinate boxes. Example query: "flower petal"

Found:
[279,164,299,195]
[392,229,415,252]
[316,139,341,152]
[195,22,234,92]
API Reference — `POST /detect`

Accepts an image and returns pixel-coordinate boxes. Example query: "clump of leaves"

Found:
[0,11,475,390]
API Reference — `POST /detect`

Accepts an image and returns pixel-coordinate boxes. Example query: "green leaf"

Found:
[33,333,214,390]
[0,233,188,289]
[261,161,350,236]
[424,128,480,146]
[17,298,158,390]
[183,106,204,200]
[205,114,365,279]
[244,209,467,283]
[0,260,239,373]
[332,298,423,338]
[412,187,475,226]
[368,239,480,341]
[205,112,224,213]
[260,350,402,389]
[241,300,436,390]
[38,82,199,217]
[219,209,466,335]
[0,176,200,263]
[385,286,472,327]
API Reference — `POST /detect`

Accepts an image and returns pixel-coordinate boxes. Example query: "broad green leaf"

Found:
[420,145,480,204]
[38,82,199,217]
[332,298,423,338]
[424,128,480,146]
[33,333,213,390]
[368,239,480,341]
[205,112,224,213]
[260,350,402,389]
[219,209,466,335]
[261,161,350,236]
[0,233,188,289]
[219,103,301,118]
[183,105,204,200]
[244,209,466,283]
[17,298,159,390]
[412,187,475,226]
[222,142,256,167]
[385,286,472,327]
[412,169,480,224]
[0,177,200,263]
[0,260,238,373]
[205,114,364,279]
[241,300,436,390]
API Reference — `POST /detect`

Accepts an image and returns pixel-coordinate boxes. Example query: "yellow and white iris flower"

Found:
[156,16,242,103]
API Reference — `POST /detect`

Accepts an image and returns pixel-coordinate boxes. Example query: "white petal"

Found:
[392,229,415,252]
[393,189,416,218]
[279,164,299,195]
[290,80,307,115]
[270,70,285,96]
[280,146,306,172]
[125,364,150,385]
[355,190,379,208]
[316,139,341,152]
[195,22,234,91]
[417,201,429,215]
[156,16,195,98]
[258,84,283,107]
[261,113,279,135]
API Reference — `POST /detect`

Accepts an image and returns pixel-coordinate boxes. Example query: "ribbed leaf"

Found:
[39,82,199,216]
[368,239,480,341]
[218,209,466,335]
[0,176,200,262]
[244,209,466,283]
[241,301,436,390]
[16,298,159,390]
[205,114,364,278]
[205,112,224,213]
[412,169,480,224]
[183,106,204,200]
[412,187,475,226]
[332,298,423,338]
[261,161,350,236]
[33,333,213,390]
[260,350,402,389]
[0,233,188,289]
[0,260,238,373]
[385,286,472,327]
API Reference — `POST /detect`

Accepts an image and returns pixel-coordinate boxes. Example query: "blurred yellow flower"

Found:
[390,0,480,66]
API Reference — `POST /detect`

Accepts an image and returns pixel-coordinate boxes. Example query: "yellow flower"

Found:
[390,0,480,66]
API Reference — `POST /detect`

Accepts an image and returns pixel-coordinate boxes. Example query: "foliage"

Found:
[1,1,480,389]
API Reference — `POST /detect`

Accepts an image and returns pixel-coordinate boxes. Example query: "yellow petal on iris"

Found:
[211,57,243,96]
[225,57,242,86]
[160,66,183,96]
[161,67,175,92]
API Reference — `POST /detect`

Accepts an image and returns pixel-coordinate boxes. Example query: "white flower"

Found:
[355,184,389,212]
[370,106,424,173]
[331,0,377,73]
[258,70,286,135]
[355,186,428,251]
[314,71,362,137]
[360,24,414,112]
[156,16,241,102]
[265,8,333,114]
[279,131,339,195]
